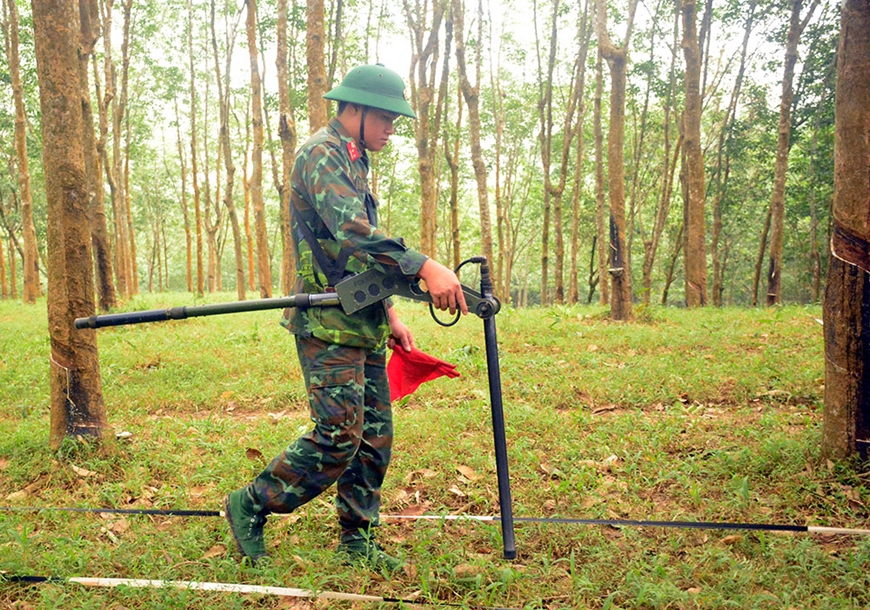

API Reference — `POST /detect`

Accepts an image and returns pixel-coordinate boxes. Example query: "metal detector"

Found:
[75,257,517,560]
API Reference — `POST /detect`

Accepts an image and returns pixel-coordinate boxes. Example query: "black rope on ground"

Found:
[4,505,870,535]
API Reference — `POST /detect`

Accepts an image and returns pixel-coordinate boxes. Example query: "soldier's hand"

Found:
[418,259,468,316]
[387,307,414,352]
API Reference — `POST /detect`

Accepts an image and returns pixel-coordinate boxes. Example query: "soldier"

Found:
[224,64,467,571]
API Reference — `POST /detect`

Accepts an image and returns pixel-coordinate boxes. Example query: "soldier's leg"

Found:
[336,345,393,543]
[250,336,367,514]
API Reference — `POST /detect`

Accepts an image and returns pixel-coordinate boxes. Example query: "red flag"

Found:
[387,345,460,401]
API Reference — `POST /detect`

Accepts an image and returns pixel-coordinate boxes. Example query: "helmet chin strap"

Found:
[358,105,369,150]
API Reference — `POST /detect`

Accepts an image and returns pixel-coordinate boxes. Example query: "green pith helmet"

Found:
[324,64,416,119]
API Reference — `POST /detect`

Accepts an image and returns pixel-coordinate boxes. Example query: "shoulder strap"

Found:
[291,203,355,288]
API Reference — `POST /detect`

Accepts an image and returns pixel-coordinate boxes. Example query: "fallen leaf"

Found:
[5,490,28,502]
[721,535,743,546]
[405,469,438,484]
[203,544,226,559]
[397,503,429,517]
[587,344,599,352]
[190,485,210,497]
[448,485,466,497]
[246,448,266,463]
[456,465,479,481]
[70,464,97,477]
[115,430,133,439]
[453,564,479,577]
[0,458,9,470]
[110,518,129,534]
[268,411,287,421]
[687,587,701,594]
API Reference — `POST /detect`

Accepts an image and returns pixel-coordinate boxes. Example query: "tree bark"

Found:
[32,0,108,447]
[593,53,608,306]
[6,0,40,304]
[641,2,679,306]
[0,232,6,299]
[211,0,245,300]
[710,0,755,306]
[277,0,297,295]
[78,0,116,311]
[306,0,328,132]
[681,0,707,307]
[596,0,637,321]
[246,0,272,297]
[404,0,447,258]
[822,0,870,460]
[186,0,204,296]
[453,0,494,272]
[766,0,820,305]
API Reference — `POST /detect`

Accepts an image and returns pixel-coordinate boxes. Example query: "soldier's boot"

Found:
[337,538,404,573]
[224,487,268,564]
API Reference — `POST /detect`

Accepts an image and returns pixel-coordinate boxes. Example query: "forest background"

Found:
[0,0,841,311]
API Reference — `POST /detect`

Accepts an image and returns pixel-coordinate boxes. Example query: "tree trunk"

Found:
[0,233,6,298]
[641,3,679,306]
[32,0,108,447]
[822,0,870,460]
[766,0,820,305]
[535,0,557,306]
[568,6,592,305]
[404,0,447,258]
[682,0,707,307]
[186,0,205,297]
[596,0,638,322]
[593,53,608,306]
[277,0,297,295]
[453,0,494,272]
[6,0,40,304]
[173,96,193,293]
[306,0,328,132]
[78,0,116,311]
[211,0,245,300]
[246,0,272,297]
[709,3,754,306]
[752,205,773,306]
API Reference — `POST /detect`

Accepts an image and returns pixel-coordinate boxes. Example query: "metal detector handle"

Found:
[335,267,499,319]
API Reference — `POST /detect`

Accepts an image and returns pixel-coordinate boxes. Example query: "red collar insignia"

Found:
[346,141,361,162]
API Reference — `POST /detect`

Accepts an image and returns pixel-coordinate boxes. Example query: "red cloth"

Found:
[387,345,460,401]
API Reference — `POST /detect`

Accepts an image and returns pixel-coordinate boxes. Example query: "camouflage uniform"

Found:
[249,117,427,543]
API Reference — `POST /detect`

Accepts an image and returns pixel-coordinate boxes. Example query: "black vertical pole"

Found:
[479,260,516,559]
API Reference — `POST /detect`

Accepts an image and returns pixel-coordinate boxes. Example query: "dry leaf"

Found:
[5,490,28,502]
[0,458,9,470]
[246,448,266,463]
[448,485,466,497]
[587,344,599,352]
[203,544,226,559]
[721,535,743,546]
[70,464,97,477]
[405,469,437,484]
[453,564,478,577]
[398,503,429,517]
[456,465,479,481]
[110,518,129,534]
[268,411,287,421]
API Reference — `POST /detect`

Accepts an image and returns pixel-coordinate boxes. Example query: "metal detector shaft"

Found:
[477,259,516,560]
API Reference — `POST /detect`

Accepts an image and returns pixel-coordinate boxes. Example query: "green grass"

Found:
[1,295,868,608]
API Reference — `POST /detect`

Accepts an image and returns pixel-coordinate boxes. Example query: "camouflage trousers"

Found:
[250,335,393,543]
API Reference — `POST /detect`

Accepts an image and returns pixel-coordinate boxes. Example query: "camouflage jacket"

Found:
[282,118,428,348]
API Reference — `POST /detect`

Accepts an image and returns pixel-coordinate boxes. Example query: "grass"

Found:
[1,294,868,608]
